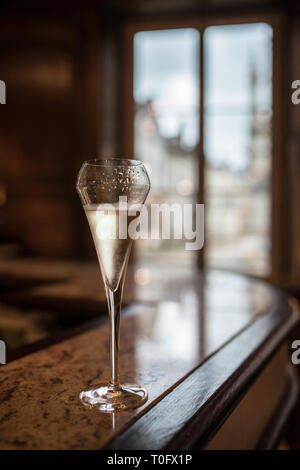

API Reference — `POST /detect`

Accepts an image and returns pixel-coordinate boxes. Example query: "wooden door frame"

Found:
[120,9,286,285]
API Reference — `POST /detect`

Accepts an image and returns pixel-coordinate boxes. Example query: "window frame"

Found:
[120,11,286,284]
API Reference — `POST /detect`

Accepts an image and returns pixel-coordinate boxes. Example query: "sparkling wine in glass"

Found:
[76,158,150,411]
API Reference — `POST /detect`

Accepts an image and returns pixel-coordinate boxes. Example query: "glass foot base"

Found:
[79,384,148,412]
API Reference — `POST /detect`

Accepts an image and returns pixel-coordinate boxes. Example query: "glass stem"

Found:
[107,286,122,391]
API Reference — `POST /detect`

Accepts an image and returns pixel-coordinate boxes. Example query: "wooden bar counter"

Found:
[0,268,299,450]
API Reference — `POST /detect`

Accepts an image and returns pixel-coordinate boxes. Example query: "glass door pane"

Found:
[204,23,273,276]
[133,28,200,283]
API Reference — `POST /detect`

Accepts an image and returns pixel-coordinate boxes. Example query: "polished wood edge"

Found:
[106,294,299,450]
[256,366,299,450]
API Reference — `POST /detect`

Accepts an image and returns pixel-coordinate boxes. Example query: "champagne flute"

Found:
[76,158,150,411]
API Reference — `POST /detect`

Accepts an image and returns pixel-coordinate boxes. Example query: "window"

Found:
[134,29,200,279]
[125,16,277,280]
[204,23,272,276]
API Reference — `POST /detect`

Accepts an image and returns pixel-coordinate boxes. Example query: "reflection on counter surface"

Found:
[0,258,272,354]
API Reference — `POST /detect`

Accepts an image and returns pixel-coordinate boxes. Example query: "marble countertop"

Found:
[0,269,296,449]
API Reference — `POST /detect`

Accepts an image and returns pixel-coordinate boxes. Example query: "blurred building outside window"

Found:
[133,23,272,284]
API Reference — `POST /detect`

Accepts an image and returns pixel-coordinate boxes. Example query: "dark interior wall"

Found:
[0,6,101,258]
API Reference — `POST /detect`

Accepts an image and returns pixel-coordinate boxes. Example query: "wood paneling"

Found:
[0,10,100,257]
